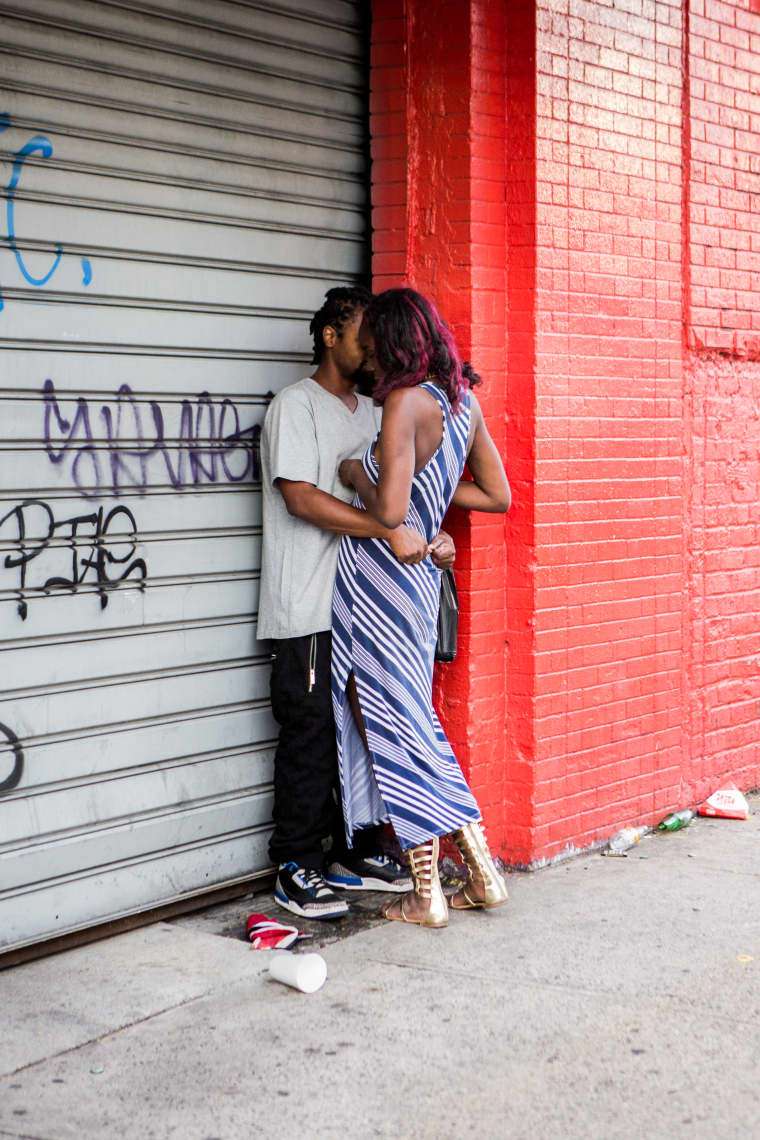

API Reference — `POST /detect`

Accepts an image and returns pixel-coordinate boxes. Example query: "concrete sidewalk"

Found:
[2,800,758,1140]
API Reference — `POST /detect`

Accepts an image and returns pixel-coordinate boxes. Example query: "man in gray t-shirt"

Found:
[257,375,381,641]
[258,286,453,920]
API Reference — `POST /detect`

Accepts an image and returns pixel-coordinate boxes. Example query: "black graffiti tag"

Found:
[42,380,262,498]
[0,722,24,794]
[0,499,147,619]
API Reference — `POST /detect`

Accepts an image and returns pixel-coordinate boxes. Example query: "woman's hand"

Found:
[338,458,362,489]
[429,530,455,569]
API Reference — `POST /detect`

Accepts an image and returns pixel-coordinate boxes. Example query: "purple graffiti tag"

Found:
[43,381,101,489]
[42,380,261,498]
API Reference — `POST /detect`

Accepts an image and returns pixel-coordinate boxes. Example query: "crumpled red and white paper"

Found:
[697,782,750,820]
[246,912,313,950]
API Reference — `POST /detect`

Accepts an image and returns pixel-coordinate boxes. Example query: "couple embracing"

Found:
[257,286,510,929]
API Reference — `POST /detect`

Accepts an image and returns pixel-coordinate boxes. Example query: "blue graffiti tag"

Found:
[1,115,92,309]
[7,136,63,288]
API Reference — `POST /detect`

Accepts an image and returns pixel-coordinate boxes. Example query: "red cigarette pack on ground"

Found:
[697,783,750,820]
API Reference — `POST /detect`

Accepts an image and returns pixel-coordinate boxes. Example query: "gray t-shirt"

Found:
[257,377,381,640]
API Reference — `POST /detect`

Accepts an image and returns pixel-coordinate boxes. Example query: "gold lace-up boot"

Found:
[382,837,448,928]
[450,822,509,909]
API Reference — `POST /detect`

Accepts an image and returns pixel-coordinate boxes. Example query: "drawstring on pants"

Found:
[308,632,317,693]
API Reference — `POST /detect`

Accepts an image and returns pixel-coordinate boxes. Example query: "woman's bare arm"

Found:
[339,458,380,518]
[343,389,421,529]
[451,393,511,512]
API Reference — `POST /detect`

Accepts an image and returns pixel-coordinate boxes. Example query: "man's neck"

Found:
[312,362,357,410]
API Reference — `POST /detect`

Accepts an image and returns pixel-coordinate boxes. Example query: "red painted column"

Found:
[370,0,530,859]
[503,0,540,863]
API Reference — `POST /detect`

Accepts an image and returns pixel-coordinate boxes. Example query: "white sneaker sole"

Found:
[325,874,413,893]
[274,885,348,920]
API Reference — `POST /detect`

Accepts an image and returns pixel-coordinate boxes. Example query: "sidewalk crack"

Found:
[0,989,210,1080]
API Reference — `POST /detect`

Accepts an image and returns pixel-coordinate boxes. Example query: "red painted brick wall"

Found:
[686,354,760,801]
[688,0,760,354]
[530,0,687,859]
[685,0,760,804]
[370,0,760,865]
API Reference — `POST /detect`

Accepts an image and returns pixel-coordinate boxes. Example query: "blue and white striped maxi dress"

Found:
[331,381,481,852]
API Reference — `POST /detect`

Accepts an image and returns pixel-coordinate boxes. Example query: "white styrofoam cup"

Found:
[268,951,327,994]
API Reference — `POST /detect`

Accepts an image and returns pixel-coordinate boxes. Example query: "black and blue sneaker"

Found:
[274,863,349,920]
[325,853,412,893]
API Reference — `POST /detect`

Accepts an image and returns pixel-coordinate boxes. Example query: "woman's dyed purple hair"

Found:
[364,288,480,412]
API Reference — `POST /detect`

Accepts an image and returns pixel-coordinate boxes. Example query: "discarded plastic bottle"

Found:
[657,809,694,832]
[604,826,648,856]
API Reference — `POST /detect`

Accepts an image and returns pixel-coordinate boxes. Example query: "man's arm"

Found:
[277,479,428,563]
[329,468,456,570]
[263,389,427,564]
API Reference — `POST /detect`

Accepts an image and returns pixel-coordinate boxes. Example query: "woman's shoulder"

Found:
[382,385,420,407]
[377,385,420,418]
[384,384,444,412]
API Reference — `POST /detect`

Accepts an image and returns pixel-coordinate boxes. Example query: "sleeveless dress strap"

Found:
[420,379,452,417]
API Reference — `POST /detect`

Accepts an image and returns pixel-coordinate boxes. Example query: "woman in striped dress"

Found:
[332,288,511,928]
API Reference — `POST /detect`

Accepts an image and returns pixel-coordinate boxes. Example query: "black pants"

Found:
[268,631,380,870]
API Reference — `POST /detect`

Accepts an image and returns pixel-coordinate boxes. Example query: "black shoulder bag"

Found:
[435,568,459,663]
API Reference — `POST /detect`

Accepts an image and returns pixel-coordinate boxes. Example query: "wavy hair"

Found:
[364,288,480,413]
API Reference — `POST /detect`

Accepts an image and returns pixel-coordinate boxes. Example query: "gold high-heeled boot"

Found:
[450,822,509,909]
[383,837,448,928]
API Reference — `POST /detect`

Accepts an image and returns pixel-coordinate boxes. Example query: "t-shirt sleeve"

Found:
[263,389,319,487]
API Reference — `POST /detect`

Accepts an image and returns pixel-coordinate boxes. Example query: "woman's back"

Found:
[370,381,471,543]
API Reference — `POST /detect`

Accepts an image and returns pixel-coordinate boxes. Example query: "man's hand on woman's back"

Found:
[387,527,456,568]
[387,525,429,564]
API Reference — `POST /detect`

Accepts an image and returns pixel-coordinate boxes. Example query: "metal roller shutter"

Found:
[0,0,368,953]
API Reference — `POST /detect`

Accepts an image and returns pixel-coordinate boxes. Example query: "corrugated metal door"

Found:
[0,0,368,953]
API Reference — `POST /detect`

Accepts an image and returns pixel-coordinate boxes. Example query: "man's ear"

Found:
[322,324,337,350]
